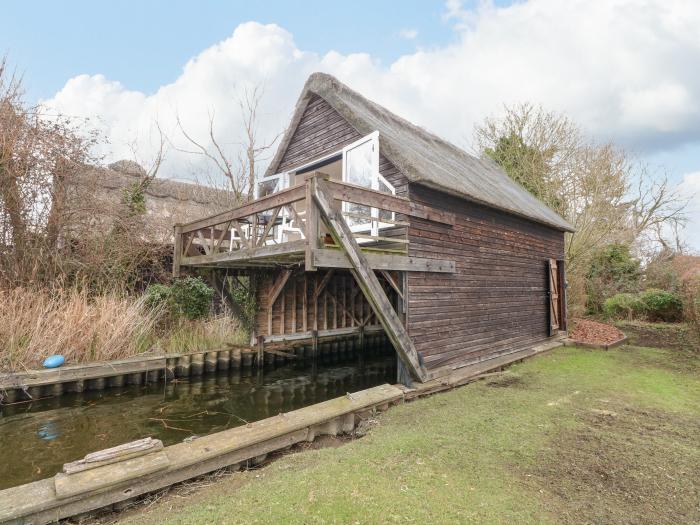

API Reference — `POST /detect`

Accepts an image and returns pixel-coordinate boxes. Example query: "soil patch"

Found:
[485,373,523,388]
[570,318,625,345]
[527,403,700,524]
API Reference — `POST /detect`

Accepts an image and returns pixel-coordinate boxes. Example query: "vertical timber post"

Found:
[305,173,321,271]
[257,335,265,370]
[173,224,183,277]
[395,271,412,387]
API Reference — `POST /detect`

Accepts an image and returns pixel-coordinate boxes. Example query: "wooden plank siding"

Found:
[406,184,566,370]
[255,269,398,338]
[264,92,566,375]
[277,95,408,198]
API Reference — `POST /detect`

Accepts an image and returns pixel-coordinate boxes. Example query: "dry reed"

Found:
[0,287,161,372]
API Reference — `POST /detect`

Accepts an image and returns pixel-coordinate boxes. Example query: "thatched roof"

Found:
[267,72,574,233]
[97,161,234,207]
[66,162,235,243]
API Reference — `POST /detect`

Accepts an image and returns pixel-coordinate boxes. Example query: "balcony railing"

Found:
[173,172,455,274]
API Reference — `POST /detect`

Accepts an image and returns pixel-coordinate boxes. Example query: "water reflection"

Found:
[0,353,396,490]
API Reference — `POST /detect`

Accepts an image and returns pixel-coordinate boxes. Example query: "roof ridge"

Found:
[268,72,575,232]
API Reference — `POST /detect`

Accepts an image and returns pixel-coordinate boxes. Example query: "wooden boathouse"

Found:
[172,72,575,384]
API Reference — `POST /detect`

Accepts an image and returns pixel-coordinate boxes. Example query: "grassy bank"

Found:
[0,287,246,372]
[119,341,700,525]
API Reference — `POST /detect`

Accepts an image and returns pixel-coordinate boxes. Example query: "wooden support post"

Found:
[258,206,282,247]
[350,279,356,328]
[267,269,292,337]
[305,174,321,271]
[342,275,347,328]
[313,269,334,300]
[173,224,183,277]
[291,277,297,334]
[183,232,195,257]
[233,221,249,249]
[311,177,427,382]
[325,290,361,326]
[332,278,338,329]
[312,330,318,357]
[257,335,265,368]
[313,274,319,332]
[251,212,258,248]
[302,275,308,333]
[269,269,292,307]
[380,271,404,300]
[280,286,286,335]
[196,230,210,255]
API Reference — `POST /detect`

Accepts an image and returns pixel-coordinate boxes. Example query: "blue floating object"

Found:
[43,355,65,369]
[38,421,60,440]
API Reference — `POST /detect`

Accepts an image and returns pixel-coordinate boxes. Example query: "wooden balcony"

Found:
[173,172,456,275]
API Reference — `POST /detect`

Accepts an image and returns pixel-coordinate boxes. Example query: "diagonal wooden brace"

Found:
[310,177,427,382]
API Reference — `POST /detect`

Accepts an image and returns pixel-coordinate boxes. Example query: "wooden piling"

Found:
[204,351,218,374]
[127,373,143,386]
[217,350,231,371]
[88,378,105,390]
[190,354,204,376]
[231,349,242,369]
[175,355,191,377]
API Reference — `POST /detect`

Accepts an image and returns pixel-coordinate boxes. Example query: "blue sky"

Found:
[5,0,467,101]
[3,0,700,249]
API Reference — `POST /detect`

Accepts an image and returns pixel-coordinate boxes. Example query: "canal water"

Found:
[0,351,396,490]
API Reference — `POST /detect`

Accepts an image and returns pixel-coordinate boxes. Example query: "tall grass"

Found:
[0,287,160,372]
[157,315,248,354]
[0,288,249,372]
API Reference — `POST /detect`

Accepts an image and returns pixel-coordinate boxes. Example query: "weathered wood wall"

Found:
[255,269,399,337]
[406,184,566,371]
[277,95,408,197]
[269,92,566,374]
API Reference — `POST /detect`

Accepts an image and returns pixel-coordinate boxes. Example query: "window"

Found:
[256,172,289,198]
[257,131,394,240]
[341,132,395,236]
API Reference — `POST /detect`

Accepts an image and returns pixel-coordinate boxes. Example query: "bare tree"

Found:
[474,103,688,312]
[0,57,102,285]
[173,84,280,203]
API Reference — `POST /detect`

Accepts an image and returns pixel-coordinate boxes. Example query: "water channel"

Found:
[0,350,396,490]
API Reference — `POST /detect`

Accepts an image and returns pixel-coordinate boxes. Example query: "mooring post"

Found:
[257,335,265,370]
[311,329,318,357]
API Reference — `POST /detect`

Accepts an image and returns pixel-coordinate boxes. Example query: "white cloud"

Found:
[42,1,700,240]
[44,22,322,181]
[399,28,419,40]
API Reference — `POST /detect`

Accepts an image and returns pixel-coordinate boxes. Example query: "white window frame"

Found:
[256,172,289,199]
[341,131,395,237]
[257,131,395,242]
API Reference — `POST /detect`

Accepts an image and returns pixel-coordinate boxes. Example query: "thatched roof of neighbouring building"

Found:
[65,161,236,244]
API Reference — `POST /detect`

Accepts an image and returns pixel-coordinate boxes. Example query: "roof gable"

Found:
[267,73,574,233]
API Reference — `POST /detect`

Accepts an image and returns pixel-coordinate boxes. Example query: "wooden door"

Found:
[548,259,560,335]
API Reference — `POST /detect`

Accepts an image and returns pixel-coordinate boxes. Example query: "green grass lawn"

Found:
[121,340,700,525]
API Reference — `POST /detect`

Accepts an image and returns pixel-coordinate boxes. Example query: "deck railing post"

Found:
[305,173,322,271]
[173,224,183,277]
